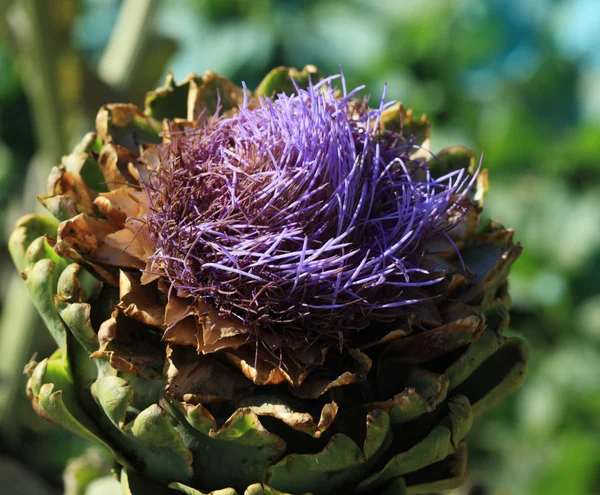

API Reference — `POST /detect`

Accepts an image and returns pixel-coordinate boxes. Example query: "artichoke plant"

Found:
[10,66,527,495]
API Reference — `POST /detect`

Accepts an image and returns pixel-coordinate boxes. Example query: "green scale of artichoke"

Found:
[10,66,527,495]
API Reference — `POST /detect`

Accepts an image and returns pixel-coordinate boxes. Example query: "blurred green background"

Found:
[0,0,599,494]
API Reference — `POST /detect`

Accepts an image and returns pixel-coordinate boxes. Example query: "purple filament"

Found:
[144,75,473,340]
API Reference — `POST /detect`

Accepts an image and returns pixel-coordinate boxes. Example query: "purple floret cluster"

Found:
[144,75,474,342]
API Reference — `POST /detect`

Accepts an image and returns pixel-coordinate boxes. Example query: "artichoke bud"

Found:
[11,66,527,495]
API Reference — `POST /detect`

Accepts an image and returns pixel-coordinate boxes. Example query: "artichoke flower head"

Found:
[11,66,527,495]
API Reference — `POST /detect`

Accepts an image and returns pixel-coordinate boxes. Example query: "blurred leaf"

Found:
[0,46,21,99]
[532,430,600,495]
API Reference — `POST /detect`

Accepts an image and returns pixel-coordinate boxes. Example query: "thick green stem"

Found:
[8,0,73,161]
[97,0,159,92]
[0,276,39,425]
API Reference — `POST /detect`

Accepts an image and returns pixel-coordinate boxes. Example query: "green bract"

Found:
[11,66,527,495]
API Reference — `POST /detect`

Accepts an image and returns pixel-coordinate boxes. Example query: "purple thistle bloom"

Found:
[144,75,474,343]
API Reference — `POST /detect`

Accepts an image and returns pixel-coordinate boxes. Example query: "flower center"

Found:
[144,76,470,341]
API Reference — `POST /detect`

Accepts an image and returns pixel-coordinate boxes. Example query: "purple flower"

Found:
[144,75,475,343]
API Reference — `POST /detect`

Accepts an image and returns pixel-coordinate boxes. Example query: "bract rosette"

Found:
[11,66,526,495]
